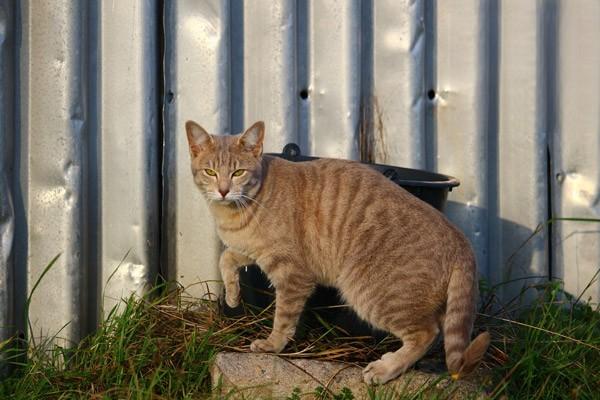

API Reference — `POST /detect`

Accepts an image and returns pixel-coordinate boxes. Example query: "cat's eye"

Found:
[204,169,217,177]
[232,169,246,177]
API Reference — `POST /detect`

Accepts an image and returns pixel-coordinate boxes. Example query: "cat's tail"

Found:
[443,256,490,380]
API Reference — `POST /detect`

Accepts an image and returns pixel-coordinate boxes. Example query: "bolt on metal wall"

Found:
[1,0,599,347]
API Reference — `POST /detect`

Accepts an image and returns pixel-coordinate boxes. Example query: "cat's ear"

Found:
[238,121,265,157]
[185,120,214,157]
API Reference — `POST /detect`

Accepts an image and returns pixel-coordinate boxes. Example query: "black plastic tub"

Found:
[229,143,460,338]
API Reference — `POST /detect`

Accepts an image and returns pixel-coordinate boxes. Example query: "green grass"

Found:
[484,279,600,399]
[0,284,475,400]
[0,273,598,399]
[0,291,218,399]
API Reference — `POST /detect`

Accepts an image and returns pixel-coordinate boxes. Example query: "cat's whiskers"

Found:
[232,198,240,220]
[202,189,219,201]
[238,197,250,213]
[201,190,217,206]
[238,199,247,227]
[241,200,251,227]
[237,193,257,230]
[238,198,253,227]
[225,192,264,228]
[239,194,268,211]
[231,197,249,228]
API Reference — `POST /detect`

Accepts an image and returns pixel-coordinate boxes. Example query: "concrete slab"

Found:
[211,352,486,399]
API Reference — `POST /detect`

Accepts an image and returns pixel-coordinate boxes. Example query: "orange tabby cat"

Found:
[185,120,490,384]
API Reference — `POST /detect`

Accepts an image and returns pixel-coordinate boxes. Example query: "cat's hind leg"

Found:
[363,322,439,384]
[219,248,253,307]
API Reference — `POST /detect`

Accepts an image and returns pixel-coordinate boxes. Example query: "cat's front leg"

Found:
[250,275,315,353]
[219,248,253,308]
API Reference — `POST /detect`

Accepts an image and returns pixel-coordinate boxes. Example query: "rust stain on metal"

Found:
[359,95,388,164]
[373,96,388,164]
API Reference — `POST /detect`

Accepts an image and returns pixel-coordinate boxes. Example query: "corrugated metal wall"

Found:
[1,0,160,346]
[1,0,599,346]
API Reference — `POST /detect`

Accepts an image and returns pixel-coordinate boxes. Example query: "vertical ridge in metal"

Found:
[433,0,490,277]
[243,1,297,152]
[163,0,230,298]
[307,0,361,159]
[553,0,600,302]
[19,0,87,344]
[491,0,549,299]
[98,0,159,314]
[373,0,425,168]
[0,0,15,344]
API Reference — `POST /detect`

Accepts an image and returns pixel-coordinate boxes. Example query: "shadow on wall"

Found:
[444,200,548,303]
[0,175,15,344]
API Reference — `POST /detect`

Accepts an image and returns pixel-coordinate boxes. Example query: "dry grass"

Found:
[0,280,484,399]
[152,286,410,365]
[1,272,598,399]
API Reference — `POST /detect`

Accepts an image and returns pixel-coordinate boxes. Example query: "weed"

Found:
[0,262,598,399]
[485,278,600,400]
[0,290,218,399]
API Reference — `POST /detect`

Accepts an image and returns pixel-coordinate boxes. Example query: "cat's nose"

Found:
[219,189,229,198]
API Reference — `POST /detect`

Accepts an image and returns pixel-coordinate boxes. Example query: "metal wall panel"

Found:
[243,1,297,152]
[164,1,599,304]
[307,0,362,159]
[0,181,12,345]
[98,0,159,314]
[432,0,490,277]
[2,0,161,346]
[17,0,87,344]
[372,0,425,168]
[553,0,600,302]
[163,0,230,299]
[3,0,600,346]
[492,0,549,298]
[0,0,14,344]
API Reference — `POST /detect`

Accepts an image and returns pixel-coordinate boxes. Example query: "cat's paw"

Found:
[250,338,279,353]
[363,357,400,385]
[225,286,241,308]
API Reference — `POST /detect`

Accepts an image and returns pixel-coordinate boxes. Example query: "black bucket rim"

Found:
[265,143,460,190]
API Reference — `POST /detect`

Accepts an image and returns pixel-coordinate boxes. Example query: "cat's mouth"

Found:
[210,196,232,204]
[208,193,241,205]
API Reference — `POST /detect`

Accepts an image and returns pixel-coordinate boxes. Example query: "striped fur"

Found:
[185,121,489,384]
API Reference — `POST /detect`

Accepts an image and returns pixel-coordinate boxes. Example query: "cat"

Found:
[185,120,490,384]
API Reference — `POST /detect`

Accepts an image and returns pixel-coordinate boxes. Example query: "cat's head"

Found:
[185,120,265,204]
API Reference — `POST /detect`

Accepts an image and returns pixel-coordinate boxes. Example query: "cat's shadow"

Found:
[234,265,387,338]
[228,266,448,371]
